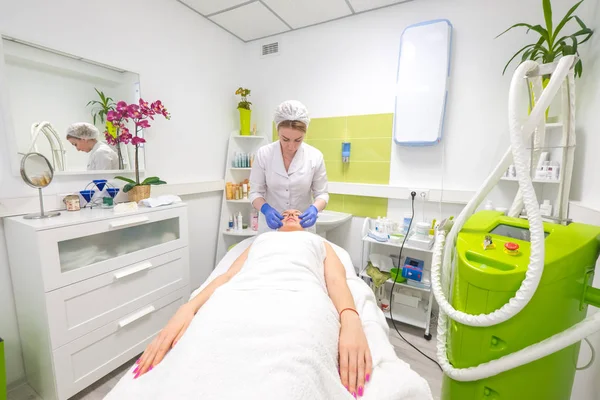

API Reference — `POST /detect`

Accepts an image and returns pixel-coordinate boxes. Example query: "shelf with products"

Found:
[216,132,269,263]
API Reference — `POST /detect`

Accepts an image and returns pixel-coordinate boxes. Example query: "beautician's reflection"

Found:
[66,122,119,170]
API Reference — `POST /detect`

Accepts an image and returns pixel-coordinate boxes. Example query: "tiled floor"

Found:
[8,322,442,400]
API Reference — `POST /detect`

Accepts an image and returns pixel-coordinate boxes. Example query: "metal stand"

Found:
[24,188,60,219]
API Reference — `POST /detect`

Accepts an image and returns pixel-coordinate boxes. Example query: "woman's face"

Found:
[278,127,305,158]
[279,209,303,232]
[68,138,94,153]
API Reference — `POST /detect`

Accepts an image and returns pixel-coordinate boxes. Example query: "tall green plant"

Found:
[497,0,593,78]
[86,88,116,125]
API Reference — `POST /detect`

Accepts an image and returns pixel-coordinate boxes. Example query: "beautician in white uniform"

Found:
[66,122,119,170]
[249,100,329,232]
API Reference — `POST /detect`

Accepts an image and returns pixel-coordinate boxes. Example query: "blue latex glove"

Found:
[261,203,283,229]
[300,205,319,228]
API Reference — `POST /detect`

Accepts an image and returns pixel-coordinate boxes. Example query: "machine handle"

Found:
[582,270,600,309]
[118,305,156,328]
[109,216,150,229]
[114,262,152,280]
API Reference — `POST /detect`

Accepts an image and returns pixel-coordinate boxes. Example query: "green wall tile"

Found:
[309,139,342,162]
[324,160,345,182]
[272,122,277,142]
[347,114,393,139]
[344,162,390,184]
[349,138,392,162]
[342,195,388,218]
[327,194,345,212]
[309,117,348,140]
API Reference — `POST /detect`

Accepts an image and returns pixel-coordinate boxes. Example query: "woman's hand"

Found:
[134,302,196,378]
[339,312,372,398]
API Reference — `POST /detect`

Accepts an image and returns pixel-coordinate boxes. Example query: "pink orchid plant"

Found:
[108,99,171,192]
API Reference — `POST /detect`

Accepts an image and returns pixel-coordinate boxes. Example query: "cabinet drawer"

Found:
[38,206,188,291]
[53,287,186,400]
[46,248,189,349]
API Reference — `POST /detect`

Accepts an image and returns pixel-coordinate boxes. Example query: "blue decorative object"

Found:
[79,190,95,203]
[93,179,107,191]
[106,188,120,198]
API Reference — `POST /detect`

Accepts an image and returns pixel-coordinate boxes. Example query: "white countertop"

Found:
[5,203,187,230]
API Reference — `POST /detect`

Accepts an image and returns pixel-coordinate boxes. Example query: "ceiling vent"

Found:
[261,41,280,58]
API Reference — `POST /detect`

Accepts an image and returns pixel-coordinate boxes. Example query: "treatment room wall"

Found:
[0,0,243,386]
[245,0,597,266]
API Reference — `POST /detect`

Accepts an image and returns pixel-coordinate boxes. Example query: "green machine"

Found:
[0,337,6,400]
[442,211,600,400]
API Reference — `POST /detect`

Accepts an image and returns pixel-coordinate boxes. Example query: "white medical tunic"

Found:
[87,141,119,170]
[249,141,329,233]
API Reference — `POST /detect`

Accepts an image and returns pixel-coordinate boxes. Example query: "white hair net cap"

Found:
[66,122,99,140]
[274,100,310,129]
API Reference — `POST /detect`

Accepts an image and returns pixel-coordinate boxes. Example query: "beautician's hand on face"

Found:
[300,205,319,228]
[339,312,373,398]
[133,302,195,379]
[261,203,283,229]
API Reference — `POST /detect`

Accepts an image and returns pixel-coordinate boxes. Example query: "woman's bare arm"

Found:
[323,242,372,398]
[135,245,252,377]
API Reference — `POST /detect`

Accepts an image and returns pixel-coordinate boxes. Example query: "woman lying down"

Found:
[106,210,375,400]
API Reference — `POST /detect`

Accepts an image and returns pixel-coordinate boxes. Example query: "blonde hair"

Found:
[277,120,307,133]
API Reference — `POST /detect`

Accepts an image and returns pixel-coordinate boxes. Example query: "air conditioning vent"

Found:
[261,41,280,57]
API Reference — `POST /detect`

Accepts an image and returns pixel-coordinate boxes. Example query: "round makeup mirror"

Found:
[20,152,60,219]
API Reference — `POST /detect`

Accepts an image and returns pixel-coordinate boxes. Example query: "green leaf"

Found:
[114,176,136,184]
[123,183,136,193]
[573,15,589,30]
[575,59,583,78]
[542,0,553,40]
[502,43,537,75]
[496,23,535,39]
[527,24,550,43]
[552,0,584,40]
[141,176,161,185]
[150,180,167,186]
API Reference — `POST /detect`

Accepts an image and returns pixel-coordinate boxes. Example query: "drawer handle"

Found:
[118,305,156,328]
[114,262,153,280]
[109,216,150,229]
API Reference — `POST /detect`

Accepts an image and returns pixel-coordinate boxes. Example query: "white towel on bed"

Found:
[105,232,433,400]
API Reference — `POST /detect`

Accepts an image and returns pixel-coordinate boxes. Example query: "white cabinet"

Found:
[4,204,190,400]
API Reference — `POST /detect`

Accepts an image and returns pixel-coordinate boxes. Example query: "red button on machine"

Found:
[504,242,520,255]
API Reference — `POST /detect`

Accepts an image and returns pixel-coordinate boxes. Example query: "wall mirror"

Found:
[0,35,144,174]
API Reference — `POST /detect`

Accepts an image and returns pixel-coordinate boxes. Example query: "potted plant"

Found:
[498,0,593,78]
[86,88,127,168]
[236,87,252,136]
[108,99,170,203]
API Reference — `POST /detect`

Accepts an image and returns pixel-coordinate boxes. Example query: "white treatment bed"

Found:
[105,235,432,400]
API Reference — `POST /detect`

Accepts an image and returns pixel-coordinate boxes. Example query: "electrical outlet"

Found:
[409,190,429,201]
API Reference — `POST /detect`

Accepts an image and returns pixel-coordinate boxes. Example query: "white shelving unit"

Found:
[215,132,268,264]
[499,69,577,224]
[359,218,434,340]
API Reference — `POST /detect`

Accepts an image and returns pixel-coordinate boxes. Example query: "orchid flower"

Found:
[116,101,128,113]
[127,104,142,119]
[132,136,146,146]
[136,120,151,128]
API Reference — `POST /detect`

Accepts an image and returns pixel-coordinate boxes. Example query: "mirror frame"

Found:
[0,35,144,177]
[20,151,54,188]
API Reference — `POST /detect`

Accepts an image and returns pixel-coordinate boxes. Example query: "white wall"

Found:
[246,2,600,399]
[0,0,242,385]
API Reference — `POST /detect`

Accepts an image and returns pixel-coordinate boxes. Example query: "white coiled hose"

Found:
[432,55,600,381]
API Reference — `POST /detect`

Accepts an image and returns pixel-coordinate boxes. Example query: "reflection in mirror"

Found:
[20,152,60,219]
[1,36,143,173]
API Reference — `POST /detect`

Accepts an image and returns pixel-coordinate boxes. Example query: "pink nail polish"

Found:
[352,392,357,398]
[132,367,139,374]
[345,386,348,391]
[134,372,140,379]
[149,366,153,371]
[366,373,370,382]
[358,386,364,397]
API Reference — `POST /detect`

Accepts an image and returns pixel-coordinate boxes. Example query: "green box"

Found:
[0,337,6,400]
